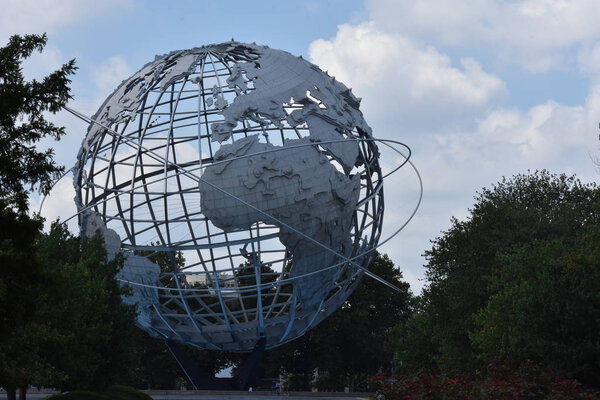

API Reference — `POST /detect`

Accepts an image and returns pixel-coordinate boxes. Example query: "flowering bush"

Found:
[375,373,473,400]
[374,362,599,400]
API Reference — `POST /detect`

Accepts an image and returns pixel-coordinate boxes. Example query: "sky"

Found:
[2,0,599,293]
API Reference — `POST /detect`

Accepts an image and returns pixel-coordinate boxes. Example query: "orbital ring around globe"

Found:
[67,128,422,289]
[113,136,424,288]
[63,117,421,290]
[71,134,421,349]
[68,41,423,352]
[64,113,422,272]
[63,120,422,289]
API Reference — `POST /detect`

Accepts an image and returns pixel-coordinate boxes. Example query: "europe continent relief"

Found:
[199,45,371,306]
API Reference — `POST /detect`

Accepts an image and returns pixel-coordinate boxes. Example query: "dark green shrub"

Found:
[104,385,152,400]
[45,391,109,400]
[44,386,152,400]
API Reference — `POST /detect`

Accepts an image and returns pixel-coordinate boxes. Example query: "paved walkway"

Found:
[0,390,372,400]
[150,396,368,400]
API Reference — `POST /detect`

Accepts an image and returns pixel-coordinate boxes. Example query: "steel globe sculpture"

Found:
[73,41,403,353]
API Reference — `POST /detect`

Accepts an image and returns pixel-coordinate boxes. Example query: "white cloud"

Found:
[424,101,592,193]
[92,56,132,94]
[0,0,134,43]
[367,0,600,72]
[30,175,78,233]
[377,86,600,293]
[308,16,600,292]
[415,88,597,208]
[578,43,600,79]
[309,23,506,132]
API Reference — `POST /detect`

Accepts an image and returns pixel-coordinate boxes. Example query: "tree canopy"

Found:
[0,34,142,399]
[0,33,77,400]
[0,223,138,392]
[391,170,600,386]
[0,33,76,213]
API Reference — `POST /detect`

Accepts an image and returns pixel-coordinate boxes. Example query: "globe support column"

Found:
[165,338,267,390]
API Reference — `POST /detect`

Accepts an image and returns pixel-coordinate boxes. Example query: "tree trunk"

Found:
[18,385,26,400]
[6,386,17,400]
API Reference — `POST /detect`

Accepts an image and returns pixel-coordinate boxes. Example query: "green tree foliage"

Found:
[37,223,138,390]
[0,33,76,400]
[388,298,437,374]
[0,208,47,343]
[392,171,600,384]
[259,252,413,391]
[126,329,184,390]
[0,32,75,346]
[0,34,75,213]
[230,261,279,314]
[0,223,138,397]
[472,224,600,385]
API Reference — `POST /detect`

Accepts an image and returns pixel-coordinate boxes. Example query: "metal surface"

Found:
[72,41,408,352]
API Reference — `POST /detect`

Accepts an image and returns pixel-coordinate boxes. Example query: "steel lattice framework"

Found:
[73,42,389,352]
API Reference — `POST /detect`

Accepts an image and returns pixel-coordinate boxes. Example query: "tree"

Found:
[37,224,138,390]
[0,223,139,398]
[471,223,600,385]
[396,171,599,378]
[0,33,75,213]
[0,210,59,400]
[388,297,438,375]
[0,33,76,400]
[126,328,187,390]
[259,252,413,391]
